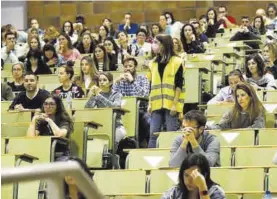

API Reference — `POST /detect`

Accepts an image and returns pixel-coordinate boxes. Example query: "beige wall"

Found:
[27,1,271,31]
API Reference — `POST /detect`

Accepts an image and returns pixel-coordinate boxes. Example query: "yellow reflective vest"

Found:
[147,56,185,113]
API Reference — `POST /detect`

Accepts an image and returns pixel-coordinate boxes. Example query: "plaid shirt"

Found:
[112,74,150,97]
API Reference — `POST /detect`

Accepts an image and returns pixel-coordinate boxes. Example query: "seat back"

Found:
[1,123,29,137]
[235,146,277,167]
[93,170,146,195]
[211,167,265,192]
[268,167,277,191]
[157,132,183,148]
[258,129,277,145]
[265,90,277,102]
[209,129,255,146]
[7,137,52,163]
[1,101,12,112]
[127,149,170,169]
[1,112,32,123]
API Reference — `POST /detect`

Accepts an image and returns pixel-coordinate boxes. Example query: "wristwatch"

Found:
[200,190,208,196]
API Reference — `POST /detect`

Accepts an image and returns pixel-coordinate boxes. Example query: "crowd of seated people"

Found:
[1,3,277,175]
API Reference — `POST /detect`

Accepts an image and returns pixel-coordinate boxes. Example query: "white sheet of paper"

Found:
[221,132,239,144]
[166,171,179,184]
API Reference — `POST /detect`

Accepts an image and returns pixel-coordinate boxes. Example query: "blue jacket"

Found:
[118,23,139,34]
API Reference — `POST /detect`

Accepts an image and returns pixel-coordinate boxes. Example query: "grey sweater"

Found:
[161,185,226,199]
[208,110,265,130]
[84,91,123,126]
[169,131,220,167]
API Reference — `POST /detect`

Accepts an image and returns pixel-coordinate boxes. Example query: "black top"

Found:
[107,53,118,71]
[7,82,25,92]
[76,42,95,54]
[53,83,85,99]
[265,60,277,79]
[157,56,183,89]
[26,64,52,75]
[9,89,50,110]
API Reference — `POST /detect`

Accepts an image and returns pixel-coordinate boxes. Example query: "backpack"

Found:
[116,137,138,169]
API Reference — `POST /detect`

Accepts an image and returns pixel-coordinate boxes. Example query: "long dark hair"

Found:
[232,83,265,124]
[178,154,217,199]
[266,3,277,18]
[25,49,49,72]
[154,34,176,63]
[245,53,265,78]
[61,156,93,199]
[62,21,74,37]
[98,25,109,43]
[164,11,176,24]
[180,24,199,52]
[93,44,110,71]
[253,15,266,35]
[104,37,119,53]
[59,32,74,50]
[42,44,59,63]
[76,33,96,54]
[206,8,218,24]
[41,95,73,134]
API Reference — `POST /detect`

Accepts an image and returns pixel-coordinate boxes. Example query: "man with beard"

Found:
[113,57,150,147]
[9,72,50,111]
[169,110,220,167]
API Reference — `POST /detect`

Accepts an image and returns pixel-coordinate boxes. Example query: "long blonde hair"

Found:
[79,56,99,87]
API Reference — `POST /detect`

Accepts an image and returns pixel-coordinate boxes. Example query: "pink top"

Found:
[61,48,81,62]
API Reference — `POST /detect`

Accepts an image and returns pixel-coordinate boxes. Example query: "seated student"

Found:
[62,156,93,199]
[9,72,50,110]
[180,24,205,54]
[164,12,184,40]
[76,33,96,54]
[163,154,225,199]
[93,44,116,71]
[230,16,261,44]
[98,25,109,44]
[263,43,277,79]
[61,21,78,45]
[7,62,26,92]
[53,63,85,99]
[173,37,186,60]
[43,44,64,69]
[118,13,139,35]
[245,53,277,90]
[218,5,236,28]
[208,82,265,130]
[85,72,126,144]
[169,110,220,168]
[78,56,99,95]
[1,32,19,64]
[104,37,119,70]
[252,15,266,35]
[1,82,14,101]
[57,33,81,62]
[128,29,152,58]
[205,8,224,38]
[27,95,73,138]
[273,150,277,165]
[208,70,244,104]
[25,49,52,75]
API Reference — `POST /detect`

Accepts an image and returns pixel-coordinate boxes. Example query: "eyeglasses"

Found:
[7,37,15,40]
[43,102,56,107]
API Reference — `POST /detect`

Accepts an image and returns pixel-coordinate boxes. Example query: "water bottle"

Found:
[263,191,272,199]
[66,91,72,110]
[131,44,137,56]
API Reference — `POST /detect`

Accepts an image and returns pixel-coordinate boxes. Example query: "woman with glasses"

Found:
[58,33,81,62]
[85,72,126,145]
[27,95,73,138]
[7,62,25,92]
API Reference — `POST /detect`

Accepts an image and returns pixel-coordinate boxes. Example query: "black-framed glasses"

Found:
[43,102,56,107]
